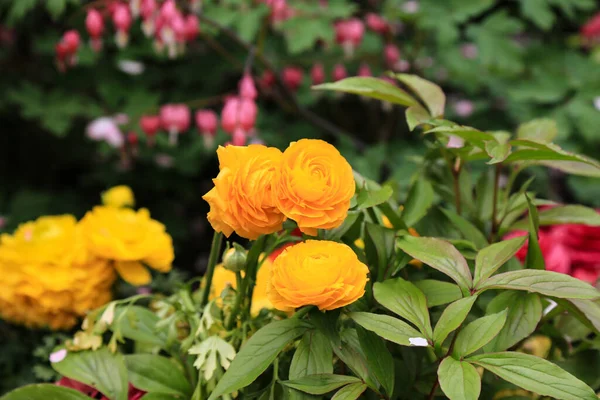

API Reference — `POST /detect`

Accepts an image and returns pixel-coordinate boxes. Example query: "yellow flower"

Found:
[203,145,285,240]
[275,139,355,236]
[0,215,115,330]
[102,185,135,208]
[209,256,274,315]
[267,240,368,311]
[80,206,174,285]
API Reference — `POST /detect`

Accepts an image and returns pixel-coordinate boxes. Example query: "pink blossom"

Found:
[453,100,474,118]
[195,110,218,136]
[113,4,132,48]
[357,63,371,77]
[332,64,347,81]
[335,18,364,56]
[86,9,104,38]
[581,12,600,40]
[86,117,124,148]
[365,13,389,34]
[63,30,81,54]
[384,44,401,67]
[221,97,257,133]
[184,15,199,41]
[446,135,465,149]
[311,63,325,85]
[239,74,258,100]
[460,43,478,60]
[140,0,157,36]
[259,70,276,90]
[282,66,303,91]
[160,104,191,144]
[232,127,247,146]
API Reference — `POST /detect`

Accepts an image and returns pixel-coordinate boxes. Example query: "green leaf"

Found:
[394,74,445,118]
[313,77,418,107]
[524,195,545,270]
[519,0,555,29]
[425,125,494,149]
[396,236,473,291]
[0,384,92,400]
[115,306,166,346]
[517,118,558,142]
[349,312,425,347]
[280,374,361,395]
[51,348,128,400]
[138,394,181,400]
[46,0,67,20]
[433,296,478,347]
[506,140,600,173]
[484,292,542,352]
[468,352,597,400]
[405,104,431,131]
[512,205,600,229]
[236,5,268,42]
[485,138,512,164]
[208,319,311,400]
[476,270,600,299]
[364,222,395,281]
[373,278,433,338]
[283,18,333,54]
[6,0,37,25]
[453,310,508,357]
[330,382,367,400]
[356,185,394,210]
[125,355,191,397]
[566,299,600,334]
[402,179,434,227]
[437,357,481,400]
[414,280,462,307]
[473,237,527,286]
[440,209,488,249]
[289,330,333,400]
[356,327,394,396]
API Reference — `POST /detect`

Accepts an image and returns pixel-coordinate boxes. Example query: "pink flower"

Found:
[184,15,199,41]
[332,64,347,81]
[282,66,303,91]
[384,44,400,67]
[259,70,276,90]
[239,74,258,100]
[160,104,191,145]
[265,0,292,25]
[86,117,124,148]
[335,18,364,56]
[365,13,389,34]
[159,0,178,22]
[112,4,132,48]
[63,30,81,54]
[86,9,104,38]
[460,43,478,59]
[57,378,145,400]
[221,97,257,133]
[581,12,600,40]
[195,110,218,136]
[446,135,465,149]
[357,63,371,77]
[453,100,474,118]
[140,115,161,137]
[311,63,325,85]
[140,0,157,36]
[232,127,247,146]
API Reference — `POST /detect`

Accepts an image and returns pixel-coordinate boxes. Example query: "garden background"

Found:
[2,0,600,394]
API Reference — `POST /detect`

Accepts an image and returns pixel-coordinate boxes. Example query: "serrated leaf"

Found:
[414,280,462,307]
[453,310,508,357]
[280,374,361,395]
[473,237,527,286]
[433,296,478,347]
[403,179,434,227]
[313,77,418,107]
[438,357,481,400]
[349,312,422,347]
[373,278,433,338]
[208,319,311,400]
[396,236,473,291]
[484,292,542,352]
[51,348,128,400]
[468,352,597,399]
[476,270,600,299]
[394,74,445,117]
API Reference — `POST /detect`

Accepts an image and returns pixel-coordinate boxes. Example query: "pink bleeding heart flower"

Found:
[160,104,191,145]
[184,15,199,41]
[86,9,104,52]
[221,97,257,133]
[239,73,258,100]
[112,3,132,48]
[311,63,325,85]
[282,66,303,91]
[365,13,389,34]
[384,44,400,67]
[357,63,371,77]
[332,64,347,81]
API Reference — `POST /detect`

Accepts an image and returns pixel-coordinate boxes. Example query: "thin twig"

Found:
[197,14,366,151]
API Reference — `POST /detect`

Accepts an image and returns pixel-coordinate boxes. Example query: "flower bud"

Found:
[63,30,81,54]
[357,63,371,77]
[239,73,257,100]
[222,245,247,272]
[311,63,325,85]
[86,9,104,39]
[259,70,276,90]
[195,110,218,136]
[140,115,161,137]
[384,44,400,67]
[581,12,600,40]
[332,64,347,81]
[453,100,474,118]
[282,66,303,91]
[365,13,388,34]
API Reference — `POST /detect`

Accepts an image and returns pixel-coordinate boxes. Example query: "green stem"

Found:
[293,305,315,319]
[199,232,224,309]
[489,164,502,242]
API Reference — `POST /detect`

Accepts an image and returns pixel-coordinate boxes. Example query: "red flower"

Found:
[57,378,145,399]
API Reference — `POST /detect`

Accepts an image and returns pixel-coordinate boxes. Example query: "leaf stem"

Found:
[199,231,224,309]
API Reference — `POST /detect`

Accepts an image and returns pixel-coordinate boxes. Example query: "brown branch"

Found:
[197,13,366,151]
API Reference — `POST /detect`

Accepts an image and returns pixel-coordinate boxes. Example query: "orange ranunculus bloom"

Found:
[275,139,355,236]
[203,145,285,240]
[267,240,369,311]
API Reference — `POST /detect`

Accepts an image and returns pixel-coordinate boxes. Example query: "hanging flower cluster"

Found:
[203,138,355,239]
[0,186,173,330]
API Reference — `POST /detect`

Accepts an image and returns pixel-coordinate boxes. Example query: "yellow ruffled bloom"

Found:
[102,185,135,208]
[203,145,285,240]
[209,255,274,315]
[274,139,355,236]
[80,206,174,286]
[267,240,369,311]
[0,215,115,330]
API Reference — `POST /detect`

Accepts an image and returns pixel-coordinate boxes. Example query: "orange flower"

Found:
[203,145,285,240]
[274,139,355,235]
[267,240,368,311]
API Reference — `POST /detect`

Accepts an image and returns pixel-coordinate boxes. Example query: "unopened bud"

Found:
[222,244,247,272]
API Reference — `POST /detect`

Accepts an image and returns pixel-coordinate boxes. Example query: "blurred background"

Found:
[1,0,600,392]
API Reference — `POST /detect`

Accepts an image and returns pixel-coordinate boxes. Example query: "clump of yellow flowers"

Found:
[0,186,173,330]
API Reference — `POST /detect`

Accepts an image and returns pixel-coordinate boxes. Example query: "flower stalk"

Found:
[199,231,224,308]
